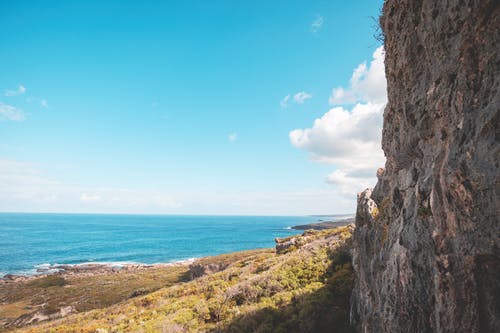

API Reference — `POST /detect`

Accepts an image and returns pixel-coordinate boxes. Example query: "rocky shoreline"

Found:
[0,248,274,330]
[0,260,195,285]
[2,218,356,284]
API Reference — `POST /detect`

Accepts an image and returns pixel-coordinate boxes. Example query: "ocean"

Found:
[0,213,351,277]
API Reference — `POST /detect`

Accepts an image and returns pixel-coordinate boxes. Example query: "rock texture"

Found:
[352,1,500,332]
[187,261,229,280]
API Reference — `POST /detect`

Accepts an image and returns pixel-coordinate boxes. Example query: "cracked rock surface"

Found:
[352,1,499,332]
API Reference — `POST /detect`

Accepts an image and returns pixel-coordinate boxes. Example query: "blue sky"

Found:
[0,0,385,215]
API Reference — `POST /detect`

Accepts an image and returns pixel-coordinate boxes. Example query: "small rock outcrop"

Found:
[275,235,304,254]
[352,1,499,332]
[276,225,355,255]
[187,262,229,280]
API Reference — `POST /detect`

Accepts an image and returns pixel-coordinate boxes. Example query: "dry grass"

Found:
[0,265,189,331]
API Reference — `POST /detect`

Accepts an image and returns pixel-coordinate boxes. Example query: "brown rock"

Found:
[187,262,229,280]
[275,236,301,254]
[352,1,500,332]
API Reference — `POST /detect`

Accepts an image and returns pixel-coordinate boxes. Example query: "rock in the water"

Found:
[352,1,500,332]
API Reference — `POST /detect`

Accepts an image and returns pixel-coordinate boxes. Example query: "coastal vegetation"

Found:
[2,225,355,332]
[0,264,190,330]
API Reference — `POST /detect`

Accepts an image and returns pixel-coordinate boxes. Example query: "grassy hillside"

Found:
[7,226,354,333]
[0,265,190,330]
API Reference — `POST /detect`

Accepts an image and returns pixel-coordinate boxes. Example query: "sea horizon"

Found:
[0,211,354,218]
[0,212,354,277]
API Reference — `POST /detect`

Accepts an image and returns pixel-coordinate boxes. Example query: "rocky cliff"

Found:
[352,1,499,332]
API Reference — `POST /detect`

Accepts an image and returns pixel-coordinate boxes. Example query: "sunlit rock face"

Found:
[351,1,500,332]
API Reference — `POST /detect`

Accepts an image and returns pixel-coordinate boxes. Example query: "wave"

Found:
[2,258,200,278]
[153,257,197,265]
[37,259,196,270]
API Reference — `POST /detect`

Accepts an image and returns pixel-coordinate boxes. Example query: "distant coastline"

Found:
[291,218,355,230]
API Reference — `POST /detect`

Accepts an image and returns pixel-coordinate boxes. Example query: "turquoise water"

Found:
[0,213,327,276]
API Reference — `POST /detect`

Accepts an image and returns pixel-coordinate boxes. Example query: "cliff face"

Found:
[352,1,499,332]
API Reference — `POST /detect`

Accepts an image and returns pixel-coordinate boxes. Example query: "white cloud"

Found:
[103,189,182,209]
[290,102,385,167]
[80,193,101,203]
[4,85,26,97]
[0,102,26,121]
[291,47,387,196]
[329,46,386,105]
[40,99,48,108]
[280,94,291,108]
[0,159,183,213]
[293,91,312,104]
[0,159,60,204]
[311,15,324,33]
[0,158,356,215]
[325,169,377,196]
[281,91,312,108]
[173,189,355,215]
[228,133,237,142]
